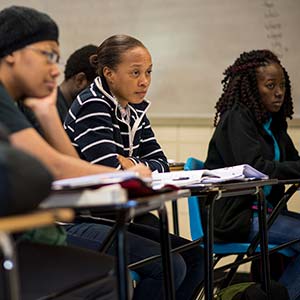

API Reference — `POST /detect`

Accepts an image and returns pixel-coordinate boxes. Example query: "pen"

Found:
[173,177,190,181]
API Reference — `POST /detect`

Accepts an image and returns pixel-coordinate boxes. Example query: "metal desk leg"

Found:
[257,188,271,299]
[0,232,20,300]
[202,192,218,300]
[158,204,175,300]
[116,212,130,300]
[172,200,180,235]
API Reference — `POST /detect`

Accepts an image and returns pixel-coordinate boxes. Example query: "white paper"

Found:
[52,171,138,190]
[151,164,268,188]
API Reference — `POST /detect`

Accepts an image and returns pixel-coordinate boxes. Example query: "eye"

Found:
[132,70,140,77]
[280,82,286,89]
[266,83,275,89]
[147,69,152,75]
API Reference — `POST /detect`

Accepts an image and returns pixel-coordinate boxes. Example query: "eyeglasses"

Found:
[25,46,60,64]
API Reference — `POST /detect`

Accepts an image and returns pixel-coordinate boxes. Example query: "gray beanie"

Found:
[0,6,59,58]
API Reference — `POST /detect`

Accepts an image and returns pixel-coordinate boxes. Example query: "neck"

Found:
[59,80,74,106]
[0,71,22,101]
[110,90,128,108]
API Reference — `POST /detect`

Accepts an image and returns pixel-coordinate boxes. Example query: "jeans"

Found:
[64,222,204,300]
[248,211,300,300]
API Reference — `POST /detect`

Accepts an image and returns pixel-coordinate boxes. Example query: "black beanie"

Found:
[0,6,59,58]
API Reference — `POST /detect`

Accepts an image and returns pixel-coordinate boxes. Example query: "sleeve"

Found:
[68,98,122,169]
[220,108,300,180]
[0,94,32,134]
[132,116,169,172]
[0,141,53,217]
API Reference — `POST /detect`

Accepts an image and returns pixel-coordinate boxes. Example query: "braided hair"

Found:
[214,50,293,126]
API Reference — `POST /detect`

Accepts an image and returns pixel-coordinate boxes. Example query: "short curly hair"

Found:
[214,49,293,126]
[64,44,97,81]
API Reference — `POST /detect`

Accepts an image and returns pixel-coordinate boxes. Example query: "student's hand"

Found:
[129,164,151,178]
[118,154,135,169]
[23,87,58,117]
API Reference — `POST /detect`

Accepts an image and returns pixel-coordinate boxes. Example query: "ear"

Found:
[103,66,114,84]
[74,72,88,90]
[4,53,17,65]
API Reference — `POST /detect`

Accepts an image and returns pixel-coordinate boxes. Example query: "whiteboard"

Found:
[1,0,300,119]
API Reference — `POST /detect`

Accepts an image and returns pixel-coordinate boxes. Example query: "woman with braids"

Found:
[205,49,300,299]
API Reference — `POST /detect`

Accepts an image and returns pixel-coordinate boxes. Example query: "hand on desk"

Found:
[118,154,135,169]
[128,163,151,179]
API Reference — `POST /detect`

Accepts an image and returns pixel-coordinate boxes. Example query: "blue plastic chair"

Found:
[184,157,296,287]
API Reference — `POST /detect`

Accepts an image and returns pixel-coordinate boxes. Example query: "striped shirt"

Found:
[64,77,169,172]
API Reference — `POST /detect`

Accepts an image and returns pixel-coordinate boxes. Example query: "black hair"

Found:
[64,44,97,81]
[214,49,293,127]
[90,34,145,80]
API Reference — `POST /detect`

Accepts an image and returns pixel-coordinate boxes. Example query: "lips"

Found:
[136,91,147,97]
[45,81,56,90]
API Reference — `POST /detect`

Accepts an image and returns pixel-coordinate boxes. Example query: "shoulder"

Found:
[0,85,32,134]
[219,102,256,126]
[78,84,115,110]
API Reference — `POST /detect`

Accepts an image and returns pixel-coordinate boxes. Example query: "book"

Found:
[41,184,127,208]
[151,164,268,188]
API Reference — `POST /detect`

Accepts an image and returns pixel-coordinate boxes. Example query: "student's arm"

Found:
[10,128,151,180]
[23,88,79,158]
[10,128,114,179]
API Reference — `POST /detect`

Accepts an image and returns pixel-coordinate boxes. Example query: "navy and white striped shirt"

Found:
[64,77,169,172]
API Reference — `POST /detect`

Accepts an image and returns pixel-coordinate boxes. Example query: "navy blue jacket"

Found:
[64,77,169,172]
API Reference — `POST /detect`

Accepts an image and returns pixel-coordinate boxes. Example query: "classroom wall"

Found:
[1,0,300,119]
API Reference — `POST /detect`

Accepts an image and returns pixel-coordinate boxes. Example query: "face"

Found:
[104,46,152,107]
[256,62,286,113]
[10,40,60,99]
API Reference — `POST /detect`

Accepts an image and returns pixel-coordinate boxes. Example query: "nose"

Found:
[275,87,284,98]
[138,73,150,87]
[50,63,60,79]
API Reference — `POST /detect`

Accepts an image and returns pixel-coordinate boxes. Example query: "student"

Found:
[64,35,169,172]
[63,35,204,299]
[0,127,118,300]
[205,49,300,300]
[64,35,167,226]
[57,44,97,121]
[0,6,204,300]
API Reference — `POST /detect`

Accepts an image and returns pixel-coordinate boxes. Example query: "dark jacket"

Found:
[205,102,300,241]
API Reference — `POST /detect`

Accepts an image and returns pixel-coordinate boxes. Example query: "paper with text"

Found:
[152,164,268,188]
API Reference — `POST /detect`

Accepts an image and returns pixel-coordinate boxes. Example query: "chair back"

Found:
[184,157,205,240]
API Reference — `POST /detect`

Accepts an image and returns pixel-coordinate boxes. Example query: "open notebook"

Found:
[152,164,268,189]
[43,171,177,208]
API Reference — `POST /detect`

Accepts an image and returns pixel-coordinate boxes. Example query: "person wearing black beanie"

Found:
[0,5,120,300]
